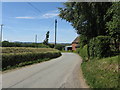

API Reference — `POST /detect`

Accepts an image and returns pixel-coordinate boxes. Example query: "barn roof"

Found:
[72,36,80,44]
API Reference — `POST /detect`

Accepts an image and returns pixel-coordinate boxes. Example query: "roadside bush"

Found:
[55,44,65,51]
[77,45,88,61]
[89,36,111,58]
[48,44,54,48]
[79,35,87,48]
[2,47,61,70]
[2,51,61,70]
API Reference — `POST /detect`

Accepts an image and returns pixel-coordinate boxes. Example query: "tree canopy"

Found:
[59,2,120,59]
[59,2,112,40]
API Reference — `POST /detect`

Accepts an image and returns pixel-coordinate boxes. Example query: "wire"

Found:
[46,21,54,31]
[27,2,54,32]
[27,2,41,14]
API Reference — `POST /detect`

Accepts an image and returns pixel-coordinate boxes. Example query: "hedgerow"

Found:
[89,36,111,58]
[2,47,61,70]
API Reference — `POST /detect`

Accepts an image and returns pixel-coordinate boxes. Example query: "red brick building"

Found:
[72,36,80,51]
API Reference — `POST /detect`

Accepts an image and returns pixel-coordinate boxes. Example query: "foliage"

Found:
[55,44,65,51]
[2,47,61,70]
[59,2,112,38]
[48,43,55,48]
[79,35,87,48]
[76,45,88,61]
[89,36,111,58]
[59,2,112,59]
[81,55,119,88]
[43,31,50,45]
[2,41,49,48]
[106,2,120,51]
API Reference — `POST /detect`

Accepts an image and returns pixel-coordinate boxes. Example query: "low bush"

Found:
[81,55,119,88]
[76,45,88,61]
[55,44,65,51]
[79,35,87,48]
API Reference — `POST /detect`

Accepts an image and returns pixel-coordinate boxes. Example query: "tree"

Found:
[59,2,112,60]
[43,31,50,45]
[2,41,9,47]
[106,2,120,51]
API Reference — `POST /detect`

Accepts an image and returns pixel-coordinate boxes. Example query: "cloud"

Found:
[15,10,59,19]
[15,16,35,19]
[42,13,59,19]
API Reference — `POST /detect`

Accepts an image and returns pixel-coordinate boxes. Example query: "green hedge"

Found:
[76,45,88,61]
[2,51,61,70]
[89,36,111,58]
[2,41,49,48]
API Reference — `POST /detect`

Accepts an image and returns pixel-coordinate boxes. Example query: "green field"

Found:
[1,47,61,71]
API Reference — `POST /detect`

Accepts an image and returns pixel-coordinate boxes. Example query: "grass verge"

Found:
[81,55,119,88]
[76,45,88,61]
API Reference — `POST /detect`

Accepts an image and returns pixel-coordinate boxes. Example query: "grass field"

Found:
[2,47,58,53]
[1,47,61,71]
[81,55,119,88]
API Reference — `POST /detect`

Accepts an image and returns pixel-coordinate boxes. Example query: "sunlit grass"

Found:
[81,55,119,88]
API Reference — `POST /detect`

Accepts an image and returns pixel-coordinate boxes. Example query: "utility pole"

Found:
[35,34,37,43]
[55,19,57,47]
[0,24,3,42]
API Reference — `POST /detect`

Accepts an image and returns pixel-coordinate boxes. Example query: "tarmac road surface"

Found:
[2,53,88,88]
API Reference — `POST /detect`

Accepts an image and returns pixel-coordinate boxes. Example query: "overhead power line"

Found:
[27,2,41,14]
[27,2,54,32]
[46,21,54,31]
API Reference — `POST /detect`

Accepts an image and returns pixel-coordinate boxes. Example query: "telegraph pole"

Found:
[0,24,3,42]
[35,34,37,43]
[54,19,57,47]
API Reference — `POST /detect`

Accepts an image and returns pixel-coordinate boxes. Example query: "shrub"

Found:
[77,45,88,61]
[79,35,87,48]
[2,52,61,70]
[89,36,111,58]
[48,44,54,48]
[55,44,65,51]
[2,47,61,70]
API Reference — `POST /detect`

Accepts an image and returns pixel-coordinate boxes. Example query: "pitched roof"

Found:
[72,36,80,44]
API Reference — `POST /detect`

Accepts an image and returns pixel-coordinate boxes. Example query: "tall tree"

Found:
[106,2,120,51]
[59,2,112,38]
[43,31,50,45]
[59,2,112,59]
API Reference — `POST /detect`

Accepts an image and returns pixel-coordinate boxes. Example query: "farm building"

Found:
[65,36,80,51]
[65,45,72,51]
[72,36,80,51]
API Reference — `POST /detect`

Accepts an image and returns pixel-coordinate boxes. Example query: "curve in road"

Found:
[2,53,88,88]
